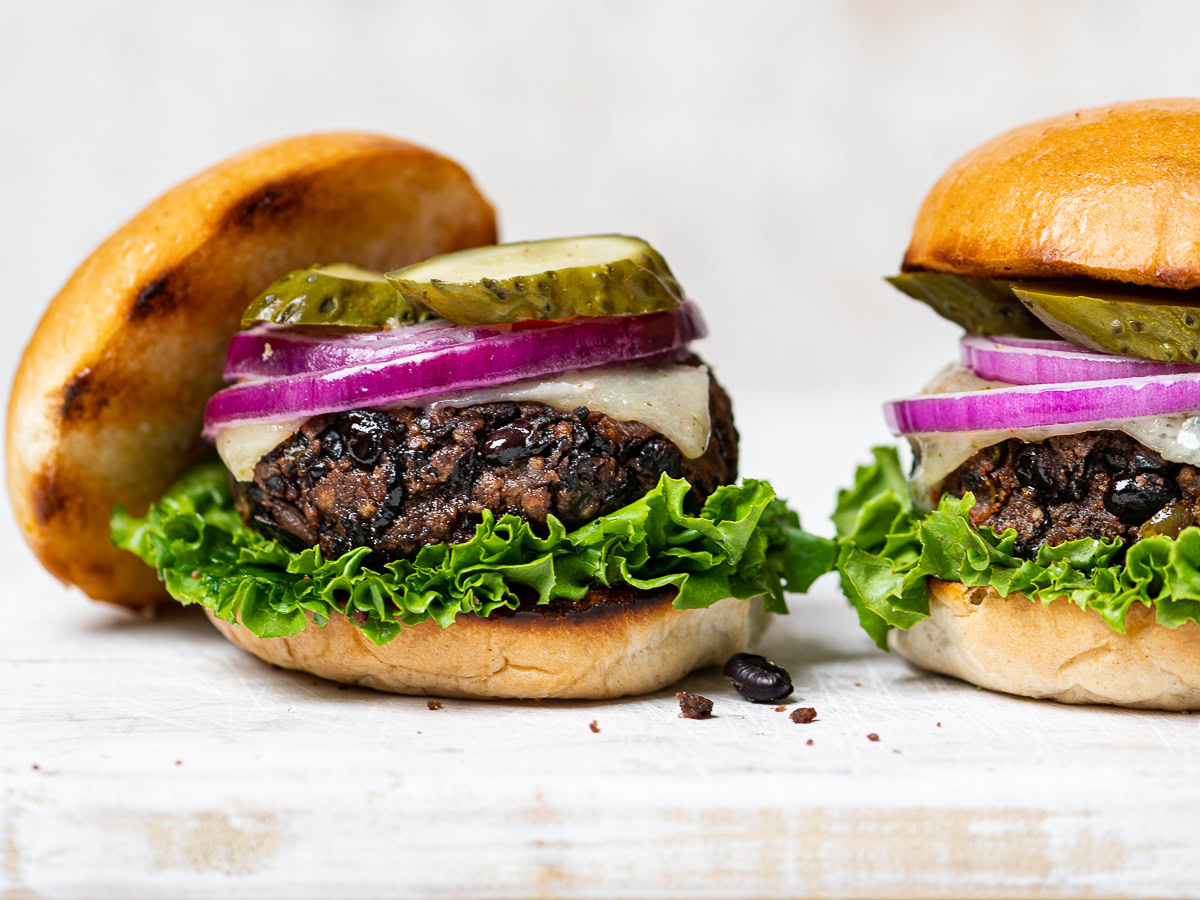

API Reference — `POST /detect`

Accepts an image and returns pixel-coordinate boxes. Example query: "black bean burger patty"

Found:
[939,431,1200,558]
[233,367,737,560]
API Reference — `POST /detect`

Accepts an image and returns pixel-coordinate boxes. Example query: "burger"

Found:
[833,99,1200,710]
[8,133,828,700]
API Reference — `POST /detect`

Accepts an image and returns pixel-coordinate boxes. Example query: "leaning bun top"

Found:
[7,133,496,608]
[904,98,1200,289]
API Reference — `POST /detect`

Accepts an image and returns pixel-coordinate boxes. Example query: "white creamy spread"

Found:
[908,364,1200,508]
[216,363,712,482]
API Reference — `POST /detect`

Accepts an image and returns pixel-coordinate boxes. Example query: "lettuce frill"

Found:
[112,462,834,645]
[835,446,1200,649]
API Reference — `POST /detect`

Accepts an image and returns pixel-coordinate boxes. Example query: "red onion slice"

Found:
[976,335,1104,354]
[225,320,510,380]
[205,303,706,438]
[961,335,1199,385]
[885,371,1200,434]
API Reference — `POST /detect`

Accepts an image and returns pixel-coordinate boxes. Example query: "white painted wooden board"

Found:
[11,2,1200,893]
[4,556,1198,899]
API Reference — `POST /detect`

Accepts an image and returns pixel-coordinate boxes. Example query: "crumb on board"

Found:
[589,720,600,733]
[790,707,817,724]
[676,691,714,719]
[893,749,902,754]
[855,682,862,687]
[427,700,443,710]
[174,760,182,766]
[774,705,787,712]
[31,764,39,771]
[937,722,942,727]
[868,733,880,742]
[806,739,813,746]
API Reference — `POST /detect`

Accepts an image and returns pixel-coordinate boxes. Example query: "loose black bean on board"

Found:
[723,653,794,703]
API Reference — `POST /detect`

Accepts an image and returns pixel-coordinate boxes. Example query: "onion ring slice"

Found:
[205,303,706,438]
[960,335,1198,385]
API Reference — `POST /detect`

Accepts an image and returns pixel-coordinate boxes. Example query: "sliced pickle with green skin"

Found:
[385,235,684,324]
[886,272,1057,338]
[240,263,433,329]
[1012,282,1200,363]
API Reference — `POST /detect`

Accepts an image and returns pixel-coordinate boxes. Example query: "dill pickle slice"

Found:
[384,235,683,324]
[887,272,1056,338]
[240,263,432,329]
[1012,283,1200,362]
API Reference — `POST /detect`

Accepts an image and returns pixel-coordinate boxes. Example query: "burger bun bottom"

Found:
[206,591,764,700]
[891,580,1200,710]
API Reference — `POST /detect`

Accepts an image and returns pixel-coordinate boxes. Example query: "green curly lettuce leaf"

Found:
[833,446,1200,649]
[112,462,835,645]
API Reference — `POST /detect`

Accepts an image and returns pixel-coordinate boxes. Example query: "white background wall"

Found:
[6,0,1200,566]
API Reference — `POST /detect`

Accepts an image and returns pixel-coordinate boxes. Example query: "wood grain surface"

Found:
[3,562,1197,898]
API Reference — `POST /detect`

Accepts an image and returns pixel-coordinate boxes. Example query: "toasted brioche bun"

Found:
[904,98,1200,289]
[206,590,764,700]
[890,580,1200,710]
[7,133,496,609]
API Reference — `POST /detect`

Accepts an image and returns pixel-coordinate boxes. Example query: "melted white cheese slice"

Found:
[908,364,1200,509]
[216,363,712,482]
[216,417,309,484]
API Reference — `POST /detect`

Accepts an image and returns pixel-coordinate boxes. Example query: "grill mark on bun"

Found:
[31,468,65,526]
[58,366,115,424]
[129,175,310,322]
[59,367,95,420]
[128,271,177,320]
[225,176,303,231]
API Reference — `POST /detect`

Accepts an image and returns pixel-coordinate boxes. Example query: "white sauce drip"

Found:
[216,363,712,482]
[908,364,1200,509]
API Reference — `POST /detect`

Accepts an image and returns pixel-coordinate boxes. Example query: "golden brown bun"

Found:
[205,591,765,700]
[890,580,1200,710]
[904,98,1200,289]
[7,133,496,608]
